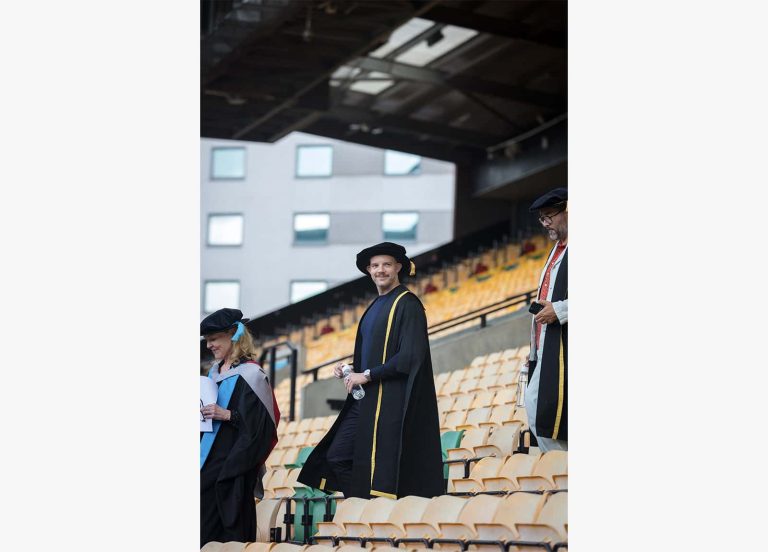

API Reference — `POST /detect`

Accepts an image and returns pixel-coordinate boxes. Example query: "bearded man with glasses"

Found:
[523,187,568,452]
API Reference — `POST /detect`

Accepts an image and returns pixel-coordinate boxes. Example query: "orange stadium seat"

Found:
[481,453,541,493]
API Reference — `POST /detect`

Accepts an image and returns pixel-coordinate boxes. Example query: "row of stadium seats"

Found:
[211,473,567,551]
[271,344,530,433]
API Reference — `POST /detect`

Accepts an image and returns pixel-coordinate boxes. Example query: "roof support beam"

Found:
[420,5,566,49]
[347,56,564,110]
[328,106,502,147]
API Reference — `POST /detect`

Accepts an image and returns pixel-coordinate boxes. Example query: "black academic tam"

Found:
[298,285,444,499]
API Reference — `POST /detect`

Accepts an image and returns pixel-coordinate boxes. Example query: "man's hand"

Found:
[201,403,231,421]
[345,372,368,394]
[333,362,345,379]
[534,300,558,325]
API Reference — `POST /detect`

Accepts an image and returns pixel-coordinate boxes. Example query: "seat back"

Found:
[457,494,503,526]
[494,493,546,525]
[535,492,567,534]
[388,495,432,526]
[499,453,539,480]
[359,497,397,523]
[457,427,490,450]
[533,451,568,479]
[420,495,469,527]
[468,456,505,480]
[332,497,369,524]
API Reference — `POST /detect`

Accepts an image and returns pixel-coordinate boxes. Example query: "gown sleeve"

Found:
[215,377,277,527]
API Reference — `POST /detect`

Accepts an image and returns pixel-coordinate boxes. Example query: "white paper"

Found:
[200,376,219,432]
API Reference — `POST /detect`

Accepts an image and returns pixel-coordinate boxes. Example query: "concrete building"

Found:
[200,132,455,320]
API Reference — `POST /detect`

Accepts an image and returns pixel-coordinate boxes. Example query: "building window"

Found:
[207,214,244,246]
[296,145,333,177]
[290,281,328,303]
[382,212,419,241]
[384,150,421,175]
[204,281,240,313]
[294,213,330,243]
[211,147,246,179]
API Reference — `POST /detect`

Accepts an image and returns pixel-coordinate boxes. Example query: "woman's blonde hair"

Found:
[227,324,260,365]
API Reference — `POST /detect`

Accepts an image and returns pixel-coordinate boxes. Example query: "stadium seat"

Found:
[456,407,493,431]
[515,491,568,544]
[368,495,432,540]
[481,453,540,492]
[473,423,522,457]
[313,497,369,541]
[442,410,468,431]
[475,375,501,391]
[266,449,286,468]
[470,355,488,367]
[446,427,490,459]
[402,495,469,544]
[437,494,504,547]
[553,474,568,490]
[451,456,505,493]
[496,371,519,388]
[450,393,474,412]
[437,395,455,413]
[439,379,461,396]
[273,468,308,497]
[256,498,283,542]
[517,451,568,491]
[481,404,516,429]
[470,390,496,409]
[441,430,464,480]
[491,387,518,406]
[200,542,248,552]
[303,546,334,552]
[264,468,291,498]
[270,544,306,552]
[339,497,397,542]
[306,430,325,446]
[286,447,314,469]
[472,492,547,546]
[244,544,273,552]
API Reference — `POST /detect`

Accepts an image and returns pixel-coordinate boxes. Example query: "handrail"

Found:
[259,340,298,421]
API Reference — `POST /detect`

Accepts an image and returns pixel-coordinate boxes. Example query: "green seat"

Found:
[291,488,339,543]
[285,446,314,469]
[440,430,465,479]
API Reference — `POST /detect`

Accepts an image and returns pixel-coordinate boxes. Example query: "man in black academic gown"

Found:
[298,242,444,499]
[524,188,568,452]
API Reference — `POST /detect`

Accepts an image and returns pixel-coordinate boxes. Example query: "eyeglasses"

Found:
[538,206,566,225]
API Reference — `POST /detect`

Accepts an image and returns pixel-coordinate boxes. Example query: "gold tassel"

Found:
[409,260,416,276]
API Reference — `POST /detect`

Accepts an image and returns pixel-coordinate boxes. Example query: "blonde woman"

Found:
[200,308,279,547]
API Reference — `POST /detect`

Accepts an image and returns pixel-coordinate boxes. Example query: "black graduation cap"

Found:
[356,241,416,278]
[529,187,568,212]
[200,308,249,337]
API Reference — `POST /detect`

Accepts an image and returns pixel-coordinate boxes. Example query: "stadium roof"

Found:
[201,0,567,166]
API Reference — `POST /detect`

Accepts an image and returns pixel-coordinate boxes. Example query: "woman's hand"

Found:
[201,403,231,421]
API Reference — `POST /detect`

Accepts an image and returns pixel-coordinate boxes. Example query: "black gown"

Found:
[200,361,279,547]
[298,285,444,499]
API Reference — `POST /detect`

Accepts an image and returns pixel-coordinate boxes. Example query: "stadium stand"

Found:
[230,343,567,552]
[202,238,566,551]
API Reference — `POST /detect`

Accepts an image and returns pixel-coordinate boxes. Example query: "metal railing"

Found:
[259,341,298,421]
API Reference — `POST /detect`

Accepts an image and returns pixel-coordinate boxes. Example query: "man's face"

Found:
[205,331,233,361]
[539,204,568,242]
[367,255,401,290]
